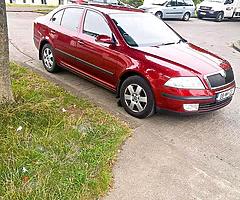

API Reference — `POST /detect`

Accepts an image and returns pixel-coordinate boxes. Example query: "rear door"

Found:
[53,7,84,71]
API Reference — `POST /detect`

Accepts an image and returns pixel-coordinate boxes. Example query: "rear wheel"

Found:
[183,12,190,21]
[215,11,224,22]
[120,76,155,119]
[41,44,60,73]
[155,11,163,19]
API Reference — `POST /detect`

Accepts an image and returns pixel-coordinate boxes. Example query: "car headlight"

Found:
[164,77,205,89]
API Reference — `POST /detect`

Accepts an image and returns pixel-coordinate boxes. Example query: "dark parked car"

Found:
[34,4,235,118]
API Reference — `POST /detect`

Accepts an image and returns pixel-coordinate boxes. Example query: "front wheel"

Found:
[197,14,203,19]
[120,76,155,119]
[215,12,224,22]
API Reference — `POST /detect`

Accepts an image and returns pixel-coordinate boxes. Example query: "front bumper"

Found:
[156,82,236,114]
[197,10,219,18]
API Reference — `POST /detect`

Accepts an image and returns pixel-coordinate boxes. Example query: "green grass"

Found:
[7,3,57,9]
[0,63,131,199]
[33,9,53,14]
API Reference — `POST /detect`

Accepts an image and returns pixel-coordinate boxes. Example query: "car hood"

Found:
[198,1,223,9]
[133,43,226,76]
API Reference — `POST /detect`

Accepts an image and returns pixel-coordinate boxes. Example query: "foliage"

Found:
[0,63,131,199]
[122,0,144,7]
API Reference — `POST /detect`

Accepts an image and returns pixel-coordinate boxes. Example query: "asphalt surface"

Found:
[7,12,240,200]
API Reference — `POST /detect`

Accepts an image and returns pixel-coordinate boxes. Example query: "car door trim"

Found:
[55,48,114,76]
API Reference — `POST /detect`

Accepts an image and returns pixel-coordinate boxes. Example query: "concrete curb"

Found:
[233,41,240,52]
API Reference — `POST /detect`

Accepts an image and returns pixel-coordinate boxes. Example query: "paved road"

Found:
[8,12,240,200]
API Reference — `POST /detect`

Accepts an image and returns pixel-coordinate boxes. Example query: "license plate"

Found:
[200,12,206,15]
[216,88,235,101]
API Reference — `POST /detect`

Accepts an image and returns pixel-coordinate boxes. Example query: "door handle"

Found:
[77,40,85,45]
[173,7,176,9]
[50,30,56,34]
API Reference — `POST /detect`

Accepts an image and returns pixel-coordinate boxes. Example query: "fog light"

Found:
[183,104,199,112]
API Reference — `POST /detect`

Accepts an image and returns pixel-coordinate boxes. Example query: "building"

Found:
[5,0,71,6]
[5,0,118,6]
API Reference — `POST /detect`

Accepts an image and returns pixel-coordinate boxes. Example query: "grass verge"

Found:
[0,63,131,199]
[7,3,57,9]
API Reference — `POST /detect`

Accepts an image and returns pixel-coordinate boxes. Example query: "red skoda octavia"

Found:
[34,4,235,118]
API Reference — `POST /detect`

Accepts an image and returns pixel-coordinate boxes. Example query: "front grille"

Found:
[199,97,232,112]
[200,6,212,10]
[207,68,234,88]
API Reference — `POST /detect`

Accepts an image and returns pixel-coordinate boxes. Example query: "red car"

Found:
[34,4,235,118]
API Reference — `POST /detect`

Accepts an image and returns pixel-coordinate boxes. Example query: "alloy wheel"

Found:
[124,84,148,113]
[43,48,54,70]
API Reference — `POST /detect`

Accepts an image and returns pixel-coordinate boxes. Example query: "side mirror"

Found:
[166,4,172,7]
[95,35,115,45]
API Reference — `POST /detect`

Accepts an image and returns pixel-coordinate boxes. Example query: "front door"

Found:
[164,0,182,18]
[76,9,119,88]
[224,0,235,17]
[52,8,84,71]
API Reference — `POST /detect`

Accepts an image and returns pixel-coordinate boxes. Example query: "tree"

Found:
[122,0,144,7]
[0,1,14,104]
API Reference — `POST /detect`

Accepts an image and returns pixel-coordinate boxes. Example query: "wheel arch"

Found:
[116,70,154,98]
[39,39,53,60]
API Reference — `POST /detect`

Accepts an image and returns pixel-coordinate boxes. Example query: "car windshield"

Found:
[110,13,181,47]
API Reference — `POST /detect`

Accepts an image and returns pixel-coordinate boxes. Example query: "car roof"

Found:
[59,3,143,15]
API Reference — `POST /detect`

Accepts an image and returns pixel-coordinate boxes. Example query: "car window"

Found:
[184,0,193,6]
[177,0,186,6]
[111,13,181,47]
[61,8,84,32]
[51,9,64,25]
[168,0,177,6]
[83,10,112,38]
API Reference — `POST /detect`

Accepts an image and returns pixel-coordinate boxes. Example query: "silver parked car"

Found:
[139,0,196,21]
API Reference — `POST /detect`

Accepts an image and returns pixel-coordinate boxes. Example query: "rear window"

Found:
[61,8,84,32]
[184,0,194,6]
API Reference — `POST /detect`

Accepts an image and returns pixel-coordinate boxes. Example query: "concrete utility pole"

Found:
[0,1,14,104]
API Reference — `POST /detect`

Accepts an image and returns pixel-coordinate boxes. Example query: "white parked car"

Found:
[139,0,196,21]
[197,0,240,21]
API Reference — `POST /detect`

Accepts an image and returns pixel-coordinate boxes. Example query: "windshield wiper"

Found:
[151,42,176,47]
[177,38,187,44]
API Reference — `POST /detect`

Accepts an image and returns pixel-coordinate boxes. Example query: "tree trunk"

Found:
[0,1,14,104]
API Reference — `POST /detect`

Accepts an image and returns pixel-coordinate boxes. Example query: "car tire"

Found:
[197,14,203,19]
[215,11,224,22]
[183,12,190,21]
[120,76,155,119]
[41,44,60,73]
[155,11,163,19]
